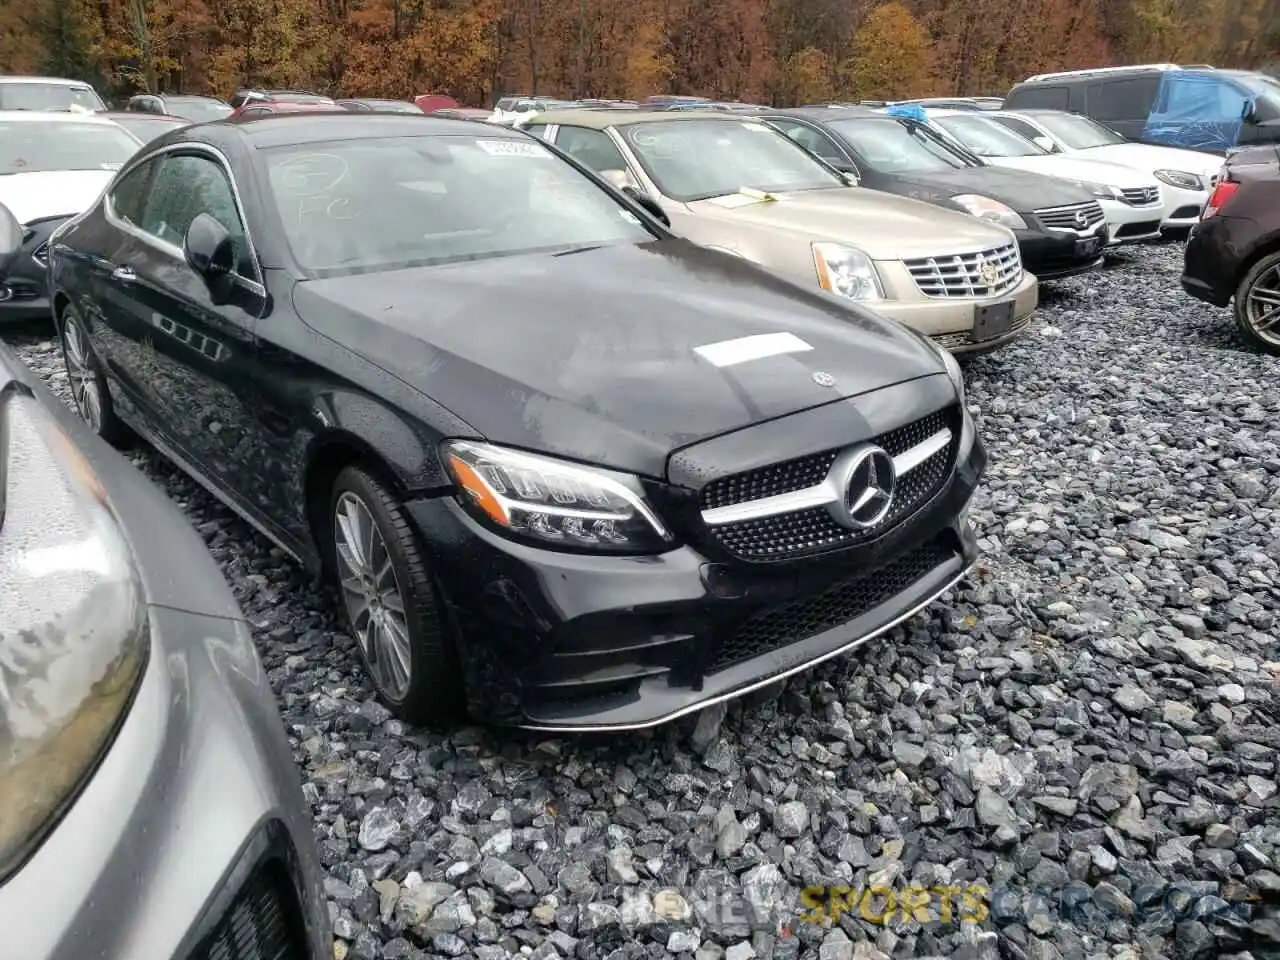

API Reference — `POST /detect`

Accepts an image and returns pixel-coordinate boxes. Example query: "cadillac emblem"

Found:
[977,258,999,286]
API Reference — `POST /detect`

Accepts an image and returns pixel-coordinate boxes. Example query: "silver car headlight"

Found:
[0,390,147,882]
[1153,169,1204,191]
[950,194,1028,230]
[812,242,883,301]
[442,440,673,553]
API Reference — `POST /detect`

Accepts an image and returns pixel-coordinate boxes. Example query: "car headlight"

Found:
[1074,180,1122,201]
[939,342,966,406]
[1153,169,1204,191]
[441,440,673,553]
[812,242,883,301]
[950,194,1028,230]
[0,389,147,882]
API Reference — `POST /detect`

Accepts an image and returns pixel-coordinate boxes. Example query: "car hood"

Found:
[981,154,1157,187]
[1074,142,1222,178]
[0,170,114,224]
[881,166,1094,214]
[291,239,945,479]
[684,186,1016,258]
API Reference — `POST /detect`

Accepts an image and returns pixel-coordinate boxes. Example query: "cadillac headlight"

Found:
[1074,180,1123,201]
[0,389,147,882]
[812,242,883,301]
[950,194,1028,230]
[442,440,673,553]
[1153,169,1204,191]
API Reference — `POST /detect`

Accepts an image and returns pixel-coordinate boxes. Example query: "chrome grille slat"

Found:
[1120,186,1160,206]
[1034,200,1106,232]
[903,242,1022,299]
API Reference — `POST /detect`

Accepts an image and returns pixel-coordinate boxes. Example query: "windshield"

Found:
[1032,112,1126,149]
[933,115,1048,157]
[0,82,105,112]
[264,134,656,274]
[166,98,232,122]
[827,118,973,172]
[0,122,140,174]
[1226,72,1280,97]
[114,116,186,143]
[620,119,843,201]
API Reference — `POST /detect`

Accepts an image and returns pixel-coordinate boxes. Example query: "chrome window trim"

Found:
[701,427,953,526]
[103,141,268,298]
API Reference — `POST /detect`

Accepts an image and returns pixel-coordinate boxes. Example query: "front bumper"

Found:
[1016,225,1106,281]
[1098,196,1164,245]
[1157,181,1208,229]
[409,400,985,730]
[0,220,58,323]
[871,267,1038,350]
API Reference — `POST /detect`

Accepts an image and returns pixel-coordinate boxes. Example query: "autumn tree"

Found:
[16,0,103,82]
[842,2,934,100]
[777,46,835,105]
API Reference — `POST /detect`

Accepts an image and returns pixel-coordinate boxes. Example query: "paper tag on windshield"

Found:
[476,139,544,158]
[705,194,764,208]
[741,122,771,133]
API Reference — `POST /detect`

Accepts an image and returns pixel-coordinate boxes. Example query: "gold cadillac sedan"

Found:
[521,109,1039,353]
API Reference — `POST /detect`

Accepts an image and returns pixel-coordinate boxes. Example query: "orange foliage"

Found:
[842,3,935,100]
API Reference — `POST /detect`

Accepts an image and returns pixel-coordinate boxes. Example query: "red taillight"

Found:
[1203,180,1239,218]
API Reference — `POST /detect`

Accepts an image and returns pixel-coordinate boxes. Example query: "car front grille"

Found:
[707,537,956,672]
[189,860,307,960]
[699,407,958,562]
[1120,186,1160,206]
[904,242,1022,298]
[1034,201,1106,232]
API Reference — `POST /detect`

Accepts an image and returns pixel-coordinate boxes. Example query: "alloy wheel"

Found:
[333,491,413,700]
[1244,263,1280,348]
[62,315,103,432]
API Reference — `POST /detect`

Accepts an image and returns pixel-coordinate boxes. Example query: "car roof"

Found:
[104,110,187,122]
[0,76,93,86]
[224,112,529,147]
[1000,108,1077,119]
[164,94,226,102]
[0,109,118,125]
[762,106,884,122]
[523,108,753,128]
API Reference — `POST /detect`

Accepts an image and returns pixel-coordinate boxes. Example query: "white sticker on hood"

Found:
[704,194,764,209]
[476,139,545,158]
[694,332,813,368]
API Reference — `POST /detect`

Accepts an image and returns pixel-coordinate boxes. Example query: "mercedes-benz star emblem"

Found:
[1074,209,1089,228]
[828,445,896,530]
[812,371,836,388]
[977,257,998,286]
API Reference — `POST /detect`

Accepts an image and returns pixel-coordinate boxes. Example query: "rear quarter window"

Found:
[1087,76,1160,121]
[1008,84,1070,111]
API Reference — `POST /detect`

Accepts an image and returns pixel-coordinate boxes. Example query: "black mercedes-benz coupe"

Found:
[47,113,985,730]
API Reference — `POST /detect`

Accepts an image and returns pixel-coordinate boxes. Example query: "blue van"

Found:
[1004,64,1280,155]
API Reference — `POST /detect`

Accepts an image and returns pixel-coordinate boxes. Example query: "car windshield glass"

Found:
[620,119,843,201]
[264,134,657,275]
[934,115,1048,157]
[0,122,140,174]
[1227,72,1280,97]
[827,118,973,172]
[1032,112,1126,149]
[0,82,105,112]
[166,99,232,122]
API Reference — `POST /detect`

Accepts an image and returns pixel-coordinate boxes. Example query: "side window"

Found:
[553,126,628,172]
[139,154,255,278]
[525,123,557,143]
[109,160,157,226]
[243,107,270,117]
[1090,77,1159,121]
[771,122,845,164]
[991,116,1045,142]
[1009,84,1069,110]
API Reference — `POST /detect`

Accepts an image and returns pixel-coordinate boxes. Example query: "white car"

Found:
[986,109,1219,231]
[920,108,1167,246]
[0,111,142,321]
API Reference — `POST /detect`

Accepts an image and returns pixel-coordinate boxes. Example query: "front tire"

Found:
[328,465,464,725]
[59,304,130,446]
[1233,251,1280,355]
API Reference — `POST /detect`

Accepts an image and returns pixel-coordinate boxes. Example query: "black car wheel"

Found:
[1234,251,1280,355]
[59,305,130,446]
[329,465,464,724]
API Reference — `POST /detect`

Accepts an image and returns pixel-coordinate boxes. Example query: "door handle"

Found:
[111,265,136,283]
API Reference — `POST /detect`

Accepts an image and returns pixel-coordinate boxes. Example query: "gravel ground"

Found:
[5,242,1280,960]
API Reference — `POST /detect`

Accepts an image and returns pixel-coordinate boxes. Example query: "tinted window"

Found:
[769,121,846,165]
[1088,76,1159,121]
[620,119,843,201]
[109,160,157,225]
[263,134,655,275]
[139,154,253,275]
[990,115,1045,142]
[242,107,270,117]
[0,121,140,173]
[1008,84,1070,110]
[827,118,971,172]
[932,115,1048,157]
[0,82,105,111]
[552,126,629,172]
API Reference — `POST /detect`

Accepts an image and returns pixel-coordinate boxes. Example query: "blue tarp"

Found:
[1143,71,1253,152]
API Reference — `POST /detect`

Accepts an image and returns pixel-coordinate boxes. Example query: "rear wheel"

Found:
[328,465,464,725]
[59,305,130,446]
[1233,251,1280,355]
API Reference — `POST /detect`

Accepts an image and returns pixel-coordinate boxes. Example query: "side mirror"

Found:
[628,191,670,227]
[1032,135,1057,152]
[184,212,236,304]
[0,202,21,277]
[839,171,860,186]
[1242,99,1257,123]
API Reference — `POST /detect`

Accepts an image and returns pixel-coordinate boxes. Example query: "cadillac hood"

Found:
[292,239,949,478]
[685,185,1017,259]
[879,165,1097,215]
[980,153,1159,188]
[0,170,115,224]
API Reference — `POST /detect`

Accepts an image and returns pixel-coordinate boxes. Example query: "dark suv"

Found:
[1004,65,1280,154]
[1181,145,1280,352]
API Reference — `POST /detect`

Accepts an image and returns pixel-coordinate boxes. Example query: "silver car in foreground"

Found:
[0,207,328,958]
